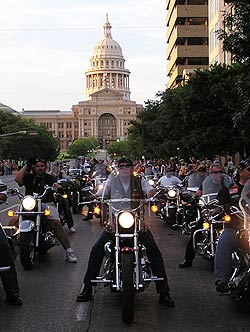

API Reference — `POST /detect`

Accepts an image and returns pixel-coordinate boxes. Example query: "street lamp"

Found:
[0,130,38,137]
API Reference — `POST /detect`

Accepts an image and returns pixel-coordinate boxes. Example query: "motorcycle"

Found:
[68,168,91,214]
[54,178,74,226]
[0,183,19,260]
[228,182,250,301]
[192,197,225,262]
[155,184,183,228]
[178,172,207,235]
[0,183,17,272]
[90,195,163,324]
[8,186,60,270]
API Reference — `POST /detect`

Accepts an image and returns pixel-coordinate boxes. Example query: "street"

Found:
[1,175,250,332]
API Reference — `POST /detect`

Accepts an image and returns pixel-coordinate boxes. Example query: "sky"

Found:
[0,0,167,112]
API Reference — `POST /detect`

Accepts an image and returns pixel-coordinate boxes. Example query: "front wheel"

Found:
[19,231,34,270]
[121,251,134,324]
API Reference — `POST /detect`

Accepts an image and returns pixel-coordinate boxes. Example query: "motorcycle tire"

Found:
[121,251,134,324]
[72,192,78,214]
[19,231,34,270]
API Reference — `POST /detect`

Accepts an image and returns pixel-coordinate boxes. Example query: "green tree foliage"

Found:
[218,0,250,62]
[0,111,59,160]
[107,141,129,159]
[67,137,98,158]
[128,63,249,160]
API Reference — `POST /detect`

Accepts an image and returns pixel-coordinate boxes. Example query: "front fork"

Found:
[114,232,139,291]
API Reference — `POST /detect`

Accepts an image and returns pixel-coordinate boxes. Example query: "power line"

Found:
[0,25,164,32]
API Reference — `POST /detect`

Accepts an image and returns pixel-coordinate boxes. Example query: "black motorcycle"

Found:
[8,186,60,270]
[68,168,92,214]
[90,196,163,324]
[155,184,182,228]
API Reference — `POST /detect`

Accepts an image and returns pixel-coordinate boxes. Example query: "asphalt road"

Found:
[1,175,250,332]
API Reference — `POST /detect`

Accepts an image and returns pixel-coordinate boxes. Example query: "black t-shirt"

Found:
[20,173,56,203]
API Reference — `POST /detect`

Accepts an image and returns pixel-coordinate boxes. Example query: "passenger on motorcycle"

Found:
[179,162,232,268]
[76,158,175,307]
[0,181,22,305]
[14,158,77,263]
[214,160,250,294]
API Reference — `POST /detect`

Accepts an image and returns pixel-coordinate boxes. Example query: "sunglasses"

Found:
[118,164,131,169]
[211,170,223,174]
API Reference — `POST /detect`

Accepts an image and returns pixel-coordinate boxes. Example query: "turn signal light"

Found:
[224,214,231,222]
[151,204,158,213]
[44,208,51,216]
[94,206,101,215]
[63,194,68,199]
[203,222,210,229]
[8,210,15,217]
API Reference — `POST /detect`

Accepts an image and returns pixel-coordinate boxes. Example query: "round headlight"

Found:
[118,212,135,229]
[198,199,205,207]
[22,196,36,210]
[148,179,155,186]
[168,189,177,198]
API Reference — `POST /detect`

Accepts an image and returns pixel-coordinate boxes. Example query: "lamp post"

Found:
[0,130,38,137]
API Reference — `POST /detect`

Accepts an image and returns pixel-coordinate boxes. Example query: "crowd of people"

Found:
[1,153,248,311]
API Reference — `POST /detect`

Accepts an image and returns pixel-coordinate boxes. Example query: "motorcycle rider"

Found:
[0,181,22,306]
[179,162,232,268]
[214,160,250,294]
[76,158,175,307]
[157,167,182,187]
[14,158,77,263]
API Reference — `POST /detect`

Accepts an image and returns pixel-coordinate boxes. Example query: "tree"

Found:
[0,111,59,160]
[67,137,98,158]
[128,63,249,160]
[218,1,250,62]
[106,141,129,159]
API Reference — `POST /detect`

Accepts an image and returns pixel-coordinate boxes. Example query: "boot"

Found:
[76,285,92,302]
[159,292,175,307]
[6,292,23,306]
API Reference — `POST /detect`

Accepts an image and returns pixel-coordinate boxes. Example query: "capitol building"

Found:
[21,15,143,151]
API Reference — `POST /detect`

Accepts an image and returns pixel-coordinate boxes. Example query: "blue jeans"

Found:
[214,228,237,283]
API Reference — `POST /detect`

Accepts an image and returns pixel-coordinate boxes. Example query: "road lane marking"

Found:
[76,302,90,321]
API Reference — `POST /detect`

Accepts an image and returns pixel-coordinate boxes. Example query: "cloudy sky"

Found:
[0,0,167,112]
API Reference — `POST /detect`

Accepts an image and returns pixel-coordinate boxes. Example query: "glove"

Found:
[26,157,36,167]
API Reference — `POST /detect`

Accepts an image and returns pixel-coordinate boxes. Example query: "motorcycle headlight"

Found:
[22,196,36,210]
[198,198,205,207]
[118,211,135,229]
[148,179,155,186]
[168,189,177,198]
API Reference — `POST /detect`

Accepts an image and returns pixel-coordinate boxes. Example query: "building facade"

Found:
[166,0,209,88]
[209,0,231,65]
[21,15,142,151]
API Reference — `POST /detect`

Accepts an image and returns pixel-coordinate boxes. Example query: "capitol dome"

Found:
[93,18,123,58]
[85,15,131,100]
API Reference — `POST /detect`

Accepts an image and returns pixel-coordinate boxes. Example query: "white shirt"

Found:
[158,175,181,187]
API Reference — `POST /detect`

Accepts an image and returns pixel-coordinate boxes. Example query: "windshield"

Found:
[69,169,82,176]
[201,173,232,203]
[240,179,250,210]
[97,171,149,211]
[187,172,208,190]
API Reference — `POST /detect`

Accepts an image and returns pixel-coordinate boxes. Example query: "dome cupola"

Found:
[85,14,131,100]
